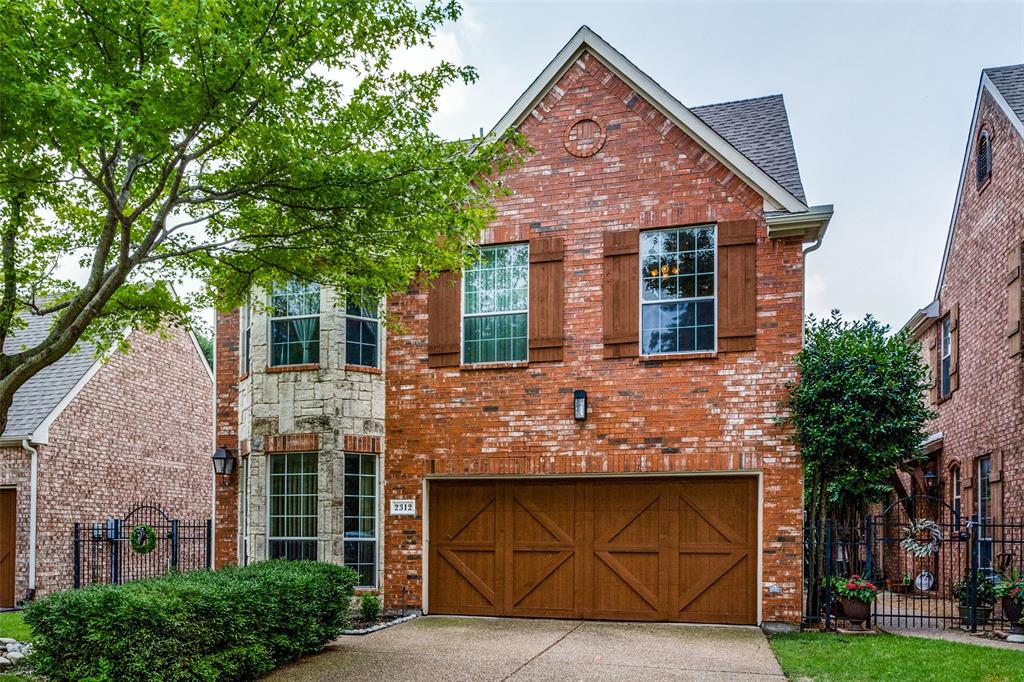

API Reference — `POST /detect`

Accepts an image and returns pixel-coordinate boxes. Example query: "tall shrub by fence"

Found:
[24,560,358,681]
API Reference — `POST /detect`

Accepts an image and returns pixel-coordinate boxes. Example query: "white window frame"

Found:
[344,297,381,368]
[343,453,379,588]
[976,455,993,570]
[460,243,530,365]
[266,452,319,561]
[951,465,961,528]
[240,297,252,376]
[940,316,952,397]
[639,224,718,357]
[268,281,321,368]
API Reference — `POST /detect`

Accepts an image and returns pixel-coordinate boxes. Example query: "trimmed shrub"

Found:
[359,592,382,622]
[23,560,358,682]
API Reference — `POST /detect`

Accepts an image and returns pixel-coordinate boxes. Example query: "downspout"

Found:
[19,439,37,600]
[801,234,824,332]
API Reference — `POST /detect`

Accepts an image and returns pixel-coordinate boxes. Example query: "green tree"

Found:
[787,311,933,617]
[0,0,521,434]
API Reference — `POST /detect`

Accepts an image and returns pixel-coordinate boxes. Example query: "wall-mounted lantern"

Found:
[212,445,237,477]
[573,389,588,421]
[924,470,940,495]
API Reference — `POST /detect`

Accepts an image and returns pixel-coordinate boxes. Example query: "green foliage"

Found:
[994,569,1024,605]
[359,592,382,622]
[23,560,358,682]
[0,0,524,432]
[770,632,1024,682]
[0,611,31,642]
[788,311,934,519]
[831,574,878,604]
[195,331,214,368]
[952,573,998,607]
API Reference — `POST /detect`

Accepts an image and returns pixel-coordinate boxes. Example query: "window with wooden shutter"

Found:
[928,330,938,405]
[427,270,461,368]
[717,219,757,352]
[1007,242,1022,357]
[529,236,564,362]
[602,229,639,358]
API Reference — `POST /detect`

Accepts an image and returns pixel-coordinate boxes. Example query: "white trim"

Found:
[765,204,834,243]
[421,470,764,624]
[460,243,530,366]
[485,26,808,214]
[934,73,1024,299]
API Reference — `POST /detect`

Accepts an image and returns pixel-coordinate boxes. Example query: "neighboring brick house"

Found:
[904,64,1024,570]
[214,26,832,628]
[0,312,214,606]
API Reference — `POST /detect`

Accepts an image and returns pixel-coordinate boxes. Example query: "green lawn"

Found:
[0,611,30,642]
[771,632,1024,682]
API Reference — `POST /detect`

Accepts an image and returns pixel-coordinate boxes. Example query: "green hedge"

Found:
[23,560,358,682]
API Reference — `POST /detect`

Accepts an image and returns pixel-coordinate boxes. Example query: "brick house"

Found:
[904,64,1024,568]
[0,312,214,606]
[213,26,832,628]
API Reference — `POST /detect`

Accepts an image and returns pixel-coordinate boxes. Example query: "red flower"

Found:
[1012,587,1021,596]
[851,575,861,580]
[867,583,875,590]
[846,582,856,589]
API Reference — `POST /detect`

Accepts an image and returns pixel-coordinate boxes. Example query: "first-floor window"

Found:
[950,465,961,530]
[268,452,318,560]
[343,453,378,586]
[641,225,716,355]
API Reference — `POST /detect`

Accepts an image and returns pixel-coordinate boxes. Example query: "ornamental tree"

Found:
[0,0,522,434]
[787,311,933,616]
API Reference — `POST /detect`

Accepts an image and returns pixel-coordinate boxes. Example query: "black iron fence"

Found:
[73,503,211,588]
[806,497,1024,632]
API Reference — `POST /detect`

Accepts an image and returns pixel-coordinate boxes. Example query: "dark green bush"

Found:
[23,560,358,682]
[358,592,382,622]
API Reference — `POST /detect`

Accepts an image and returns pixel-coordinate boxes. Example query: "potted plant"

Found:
[832,574,878,631]
[952,573,997,626]
[994,571,1024,637]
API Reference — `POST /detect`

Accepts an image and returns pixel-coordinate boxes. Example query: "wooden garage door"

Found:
[428,476,757,624]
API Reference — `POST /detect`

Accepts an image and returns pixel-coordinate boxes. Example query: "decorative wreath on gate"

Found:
[900,519,943,558]
[130,524,157,555]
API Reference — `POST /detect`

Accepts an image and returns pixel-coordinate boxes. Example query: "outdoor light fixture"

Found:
[924,470,939,495]
[211,445,237,477]
[573,389,588,421]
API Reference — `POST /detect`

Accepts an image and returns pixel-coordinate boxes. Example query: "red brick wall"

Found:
[0,327,213,599]
[214,308,240,568]
[385,52,806,624]
[920,87,1024,527]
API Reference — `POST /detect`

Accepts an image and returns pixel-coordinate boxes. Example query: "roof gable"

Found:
[487,26,810,214]
[932,65,1024,301]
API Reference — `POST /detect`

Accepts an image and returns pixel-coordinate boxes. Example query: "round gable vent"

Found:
[564,118,606,158]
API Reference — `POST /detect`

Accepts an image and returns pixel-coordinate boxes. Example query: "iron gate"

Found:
[806,496,1024,632]
[73,503,211,588]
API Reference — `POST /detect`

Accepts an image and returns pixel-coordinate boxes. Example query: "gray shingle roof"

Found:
[985,64,1024,126]
[691,94,807,204]
[2,310,97,439]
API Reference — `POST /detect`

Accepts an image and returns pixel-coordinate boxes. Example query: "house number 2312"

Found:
[389,499,416,516]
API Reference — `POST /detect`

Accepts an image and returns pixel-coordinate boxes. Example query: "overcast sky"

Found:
[409,0,1024,330]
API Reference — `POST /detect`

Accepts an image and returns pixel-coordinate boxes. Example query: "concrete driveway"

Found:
[269,616,786,681]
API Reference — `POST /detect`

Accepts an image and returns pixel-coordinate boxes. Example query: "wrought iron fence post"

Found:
[170,519,179,572]
[969,515,979,633]
[73,523,81,589]
[824,519,833,631]
[205,519,213,569]
[110,518,121,585]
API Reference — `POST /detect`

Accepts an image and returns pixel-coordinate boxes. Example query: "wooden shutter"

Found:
[991,451,1004,531]
[1007,242,1022,357]
[529,236,564,363]
[928,329,939,405]
[427,270,461,368]
[948,302,959,392]
[602,230,639,358]
[717,219,757,352]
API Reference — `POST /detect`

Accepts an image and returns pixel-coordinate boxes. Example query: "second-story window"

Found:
[940,316,952,398]
[345,297,380,368]
[641,225,716,355]
[240,297,252,376]
[976,129,991,188]
[269,280,320,367]
[462,244,529,364]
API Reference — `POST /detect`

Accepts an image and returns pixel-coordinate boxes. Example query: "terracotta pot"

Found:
[1003,597,1024,634]
[839,597,871,631]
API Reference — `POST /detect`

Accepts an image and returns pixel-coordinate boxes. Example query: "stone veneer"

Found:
[231,286,386,571]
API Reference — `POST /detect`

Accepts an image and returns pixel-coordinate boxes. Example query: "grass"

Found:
[770,632,1024,681]
[0,612,29,642]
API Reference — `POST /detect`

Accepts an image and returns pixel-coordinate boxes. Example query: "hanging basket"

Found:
[900,519,943,558]
[129,524,158,555]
